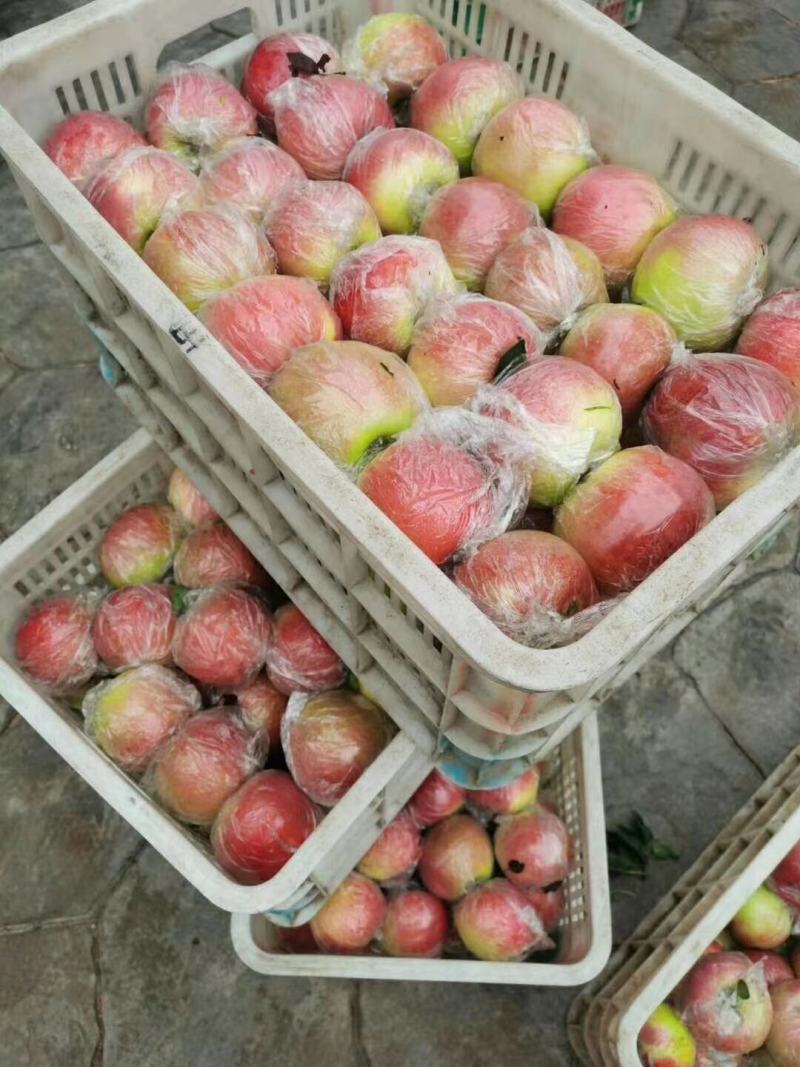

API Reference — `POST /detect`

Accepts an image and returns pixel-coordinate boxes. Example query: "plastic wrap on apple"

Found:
[454,878,553,961]
[342,14,447,103]
[200,136,305,221]
[15,590,102,695]
[736,288,800,394]
[92,584,177,672]
[266,603,347,695]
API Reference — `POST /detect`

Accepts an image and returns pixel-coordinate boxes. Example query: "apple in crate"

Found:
[143,205,277,312]
[311,872,386,953]
[173,523,268,589]
[357,809,422,883]
[146,63,257,168]
[270,74,394,180]
[200,136,304,222]
[768,979,800,1067]
[344,13,447,102]
[172,585,272,691]
[675,952,773,1055]
[418,813,494,901]
[381,888,449,958]
[15,591,98,695]
[92,584,177,672]
[467,764,540,817]
[742,950,795,989]
[526,883,565,935]
[494,806,572,890]
[736,289,800,392]
[99,502,184,588]
[266,604,346,696]
[242,32,339,130]
[410,57,524,173]
[419,176,533,292]
[454,878,550,962]
[638,1004,697,1067]
[731,886,793,951]
[408,769,465,828]
[211,769,318,884]
[268,340,428,466]
[82,663,201,774]
[44,111,145,188]
[773,842,800,910]
[276,922,318,954]
[167,467,219,528]
[234,673,287,752]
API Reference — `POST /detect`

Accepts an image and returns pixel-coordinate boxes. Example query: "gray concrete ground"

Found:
[1,1,799,1063]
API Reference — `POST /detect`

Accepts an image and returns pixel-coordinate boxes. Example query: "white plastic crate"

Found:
[1,0,800,768]
[568,745,800,1065]
[231,712,611,985]
[589,0,642,28]
[0,429,435,921]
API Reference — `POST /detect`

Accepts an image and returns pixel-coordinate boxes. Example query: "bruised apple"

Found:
[494,806,572,890]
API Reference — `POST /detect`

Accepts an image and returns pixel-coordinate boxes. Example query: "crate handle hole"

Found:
[156,9,255,70]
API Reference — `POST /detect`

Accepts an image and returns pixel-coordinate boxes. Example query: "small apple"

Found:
[418,813,494,901]
[266,603,346,696]
[15,592,98,695]
[343,13,447,102]
[167,467,219,528]
[92,584,176,672]
[381,888,449,958]
[357,809,422,883]
[731,887,794,951]
[173,522,269,589]
[454,878,550,961]
[638,1003,697,1067]
[44,111,144,188]
[408,769,465,827]
[234,672,287,752]
[99,503,184,587]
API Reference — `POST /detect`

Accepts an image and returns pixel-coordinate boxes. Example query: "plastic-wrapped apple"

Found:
[742,951,796,989]
[731,886,793,950]
[467,765,540,816]
[736,289,800,392]
[768,979,800,1066]
[211,769,318,884]
[485,227,608,343]
[632,215,768,350]
[554,446,716,594]
[241,32,339,130]
[266,603,346,695]
[167,468,219,528]
[410,57,523,173]
[82,664,201,774]
[44,111,145,188]
[234,673,287,751]
[357,809,422,883]
[773,842,800,910]
[92,584,177,672]
[637,1003,697,1067]
[343,13,447,102]
[311,872,386,953]
[15,592,98,695]
[407,293,542,407]
[418,813,494,901]
[268,340,428,466]
[142,205,276,312]
[552,165,677,291]
[454,878,550,961]
[473,96,595,217]
[264,180,381,289]
[99,503,184,587]
[675,952,773,1055]
[146,63,257,168]
[381,888,449,958]
[200,137,304,221]
[270,74,394,180]
[276,922,318,954]
[408,769,465,828]
[560,304,677,419]
[494,806,572,890]
[173,523,268,589]
[419,177,533,291]
[330,235,460,354]
[643,352,800,508]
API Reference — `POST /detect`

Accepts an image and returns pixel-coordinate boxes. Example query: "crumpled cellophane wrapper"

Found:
[91,584,177,672]
[735,288,800,391]
[15,590,101,695]
[82,663,201,775]
[145,62,257,168]
[280,689,396,807]
[269,73,394,180]
[266,603,347,696]
[642,350,800,509]
[356,809,422,885]
[173,522,268,589]
[143,203,277,312]
[43,111,145,189]
[342,13,447,102]
[167,467,219,528]
[99,502,185,588]
[453,878,553,961]
[485,227,608,344]
[676,956,770,1052]
[200,136,304,221]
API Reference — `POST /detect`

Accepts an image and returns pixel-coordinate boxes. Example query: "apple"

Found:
[92,584,176,672]
[526,883,565,934]
[732,887,794,951]
[407,292,542,407]
[675,952,773,1055]
[553,165,677,291]
[736,290,800,392]
[408,769,465,827]
[467,765,540,817]
[99,503,184,587]
[275,922,318,954]
[142,205,277,312]
[381,888,449,958]
[234,672,287,751]
[241,32,339,131]
[150,707,262,826]
[311,872,386,953]
[167,467,219,528]
[265,603,346,696]
[15,592,98,695]
[695,1047,744,1067]
[632,216,768,350]
[281,690,395,807]
[638,1003,697,1067]
[43,111,145,188]
[357,809,422,883]
[146,62,257,168]
[410,57,524,173]
[171,585,272,691]
[473,96,595,217]
[210,769,318,884]
[82,664,201,774]
[494,806,571,890]
[330,235,460,354]
[454,877,549,961]
[200,136,304,221]
[553,446,716,594]
[643,353,800,508]
[767,979,800,1066]
[418,813,494,901]
[742,951,795,989]
[485,227,608,343]
[173,522,269,589]
[270,74,394,180]
[773,842,800,910]
[268,339,428,466]
[559,303,677,419]
[344,13,447,102]
[87,146,201,253]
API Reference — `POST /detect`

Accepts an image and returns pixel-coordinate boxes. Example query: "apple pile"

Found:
[639,841,800,1067]
[13,467,397,884]
[40,14,800,652]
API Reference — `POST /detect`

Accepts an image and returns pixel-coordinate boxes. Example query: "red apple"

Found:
[381,889,449,958]
[553,446,716,594]
[525,883,565,934]
[234,672,287,751]
[242,32,339,130]
[357,809,422,883]
[172,585,272,690]
[82,664,201,774]
[773,843,800,911]
[200,136,304,221]
[767,979,800,1066]
[211,769,318,884]
[731,887,793,951]
[173,523,268,589]
[311,872,386,953]
[266,604,346,696]
[92,584,176,672]
[675,952,773,1055]
[454,877,550,961]
[736,290,800,392]
[167,467,219,528]
[742,950,795,989]
[275,922,318,954]
[466,765,540,817]
[15,592,98,695]
[408,769,465,828]
[344,13,446,102]
[43,111,145,188]
[281,690,395,807]
[418,813,494,901]
[494,806,571,890]
[99,503,184,588]
[638,1004,697,1067]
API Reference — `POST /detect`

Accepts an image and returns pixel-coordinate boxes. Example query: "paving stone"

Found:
[675,571,800,777]
[0,717,140,924]
[0,0,87,37]
[0,923,98,1066]
[735,76,800,141]
[0,698,13,733]
[0,164,39,251]
[633,0,689,51]
[158,23,240,67]
[764,0,800,24]
[659,42,734,93]
[0,363,136,534]
[98,847,359,1067]
[0,353,15,393]
[682,0,800,83]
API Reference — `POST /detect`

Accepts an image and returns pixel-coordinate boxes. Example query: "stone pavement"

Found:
[0,1,799,1063]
